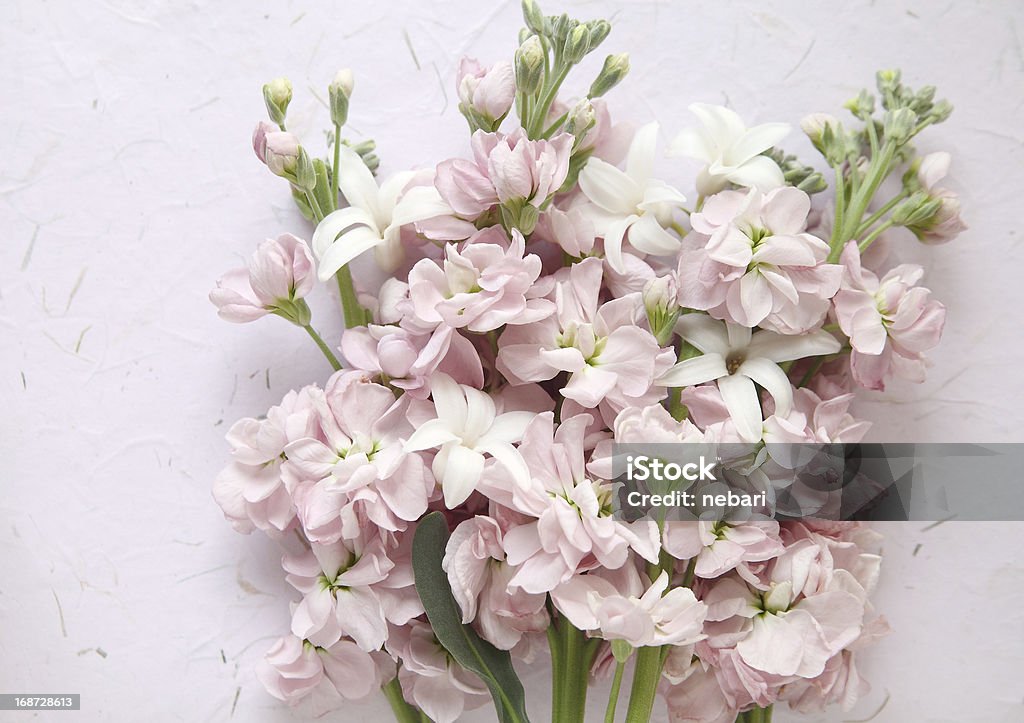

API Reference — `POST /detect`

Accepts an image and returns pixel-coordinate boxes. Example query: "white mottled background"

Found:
[3,0,1023,721]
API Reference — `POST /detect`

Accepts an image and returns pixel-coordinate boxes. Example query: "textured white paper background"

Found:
[3,1,1024,721]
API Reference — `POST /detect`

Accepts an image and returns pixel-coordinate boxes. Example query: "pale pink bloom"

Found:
[456,58,515,125]
[443,515,548,649]
[664,659,737,723]
[406,231,554,332]
[911,151,967,244]
[663,521,784,579]
[341,323,484,397]
[497,258,671,409]
[404,374,533,507]
[257,635,380,715]
[680,188,842,331]
[833,242,945,390]
[578,122,688,272]
[588,403,708,481]
[551,568,707,647]
[252,120,277,164]
[284,538,395,652]
[479,413,659,593]
[670,103,790,195]
[212,386,319,534]
[388,620,489,723]
[575,98,634,165]
[210,233,315,322]
[312,148,452,278]
[762,388,870,444]
[264,131,301,176]
[657,315,840,443]
[777,649,870,714]
[533,205,597,258]
[285,374,433,539]
[434,129,572,218]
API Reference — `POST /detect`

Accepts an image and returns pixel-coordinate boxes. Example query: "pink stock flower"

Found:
[434,129,572,218]
[551,568,707,647]
[404,373,534,507]
[478,413,659,593]
[456,58,515,126]
[663,521,784,580]
[210,233,315,323]
[264,131,301,176]
[212,386,319,534]
[284,538,394,652]
[664,659,737,723]
[910,151,967,244]
[762,388,870,444]
[680,188,842,333]
[285,373,433,541]
[252,120,277,164]
[533,205,597,258]
[257,635,380,715]
[388,620,490,723]
[833,241,946,390]
[406,230,554,332]
[443,515,548,649]
[497,257,672,410]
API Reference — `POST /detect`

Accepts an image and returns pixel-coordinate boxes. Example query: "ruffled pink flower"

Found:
[284,538,394,652]
[497,257,672,409]
[478,413,659,593]
[456,58,515,126]
[663,521,784,579]
[406,230,554,332]
[910,151,967,244]
[443,515,548,649]
[210,233,315,322]
[833,241,946,390]
[341,322,484,397]
[257,635,380,716]
[533,205,597,258]
[387,620,489,723]
[664,659,737,723]
[680,188,842,333]
[434,129,572,218]
[762,388,870,444]
[551,567,706,647]
[212,386,319,534]
[285,373,434,541]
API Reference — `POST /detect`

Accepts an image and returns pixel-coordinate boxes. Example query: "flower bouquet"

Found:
[210,2,963,721]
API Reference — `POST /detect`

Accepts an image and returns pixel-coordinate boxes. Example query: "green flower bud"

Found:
[843,89,875,120]
[586,19,611,49]
[928,99,953,124]
[262,77,293,126]
[589,53,629,98]
[294,147,317,192]
[515,35,546,95]
[521,0,546,35]
[329,68,354,128]
[882,107,917,145]
[891,190,943,227]
[563,23,591,64]
[876,68,901,95]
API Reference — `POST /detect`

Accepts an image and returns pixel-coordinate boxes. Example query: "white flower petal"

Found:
[625,122,659,185]
[440,445,485,507]
[476,439,531,488]
[689,103,746,150]
[717,373,763,443]
[739,357,794,416]
[579,158,642,214]
[463,386,497,440]
[748,329,841,363]
[656,353,728,387]
[725,155,786,192]
[311,207,378,258]
[676,315,731,354]
[316,226,383,280]
[429,373,468,430]
[729,122,791,164]
[628,213,682,256]
[404,418,460,452]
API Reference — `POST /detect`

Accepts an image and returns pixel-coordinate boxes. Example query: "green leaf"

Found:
[412,512,531,723]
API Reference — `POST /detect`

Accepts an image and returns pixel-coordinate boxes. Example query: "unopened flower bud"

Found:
[293,147,317,192]
[589,53,629,98]
[843,90,875,119]
[876,68,901,95]
[891,190,942,227]
[263,77,293,126]
[521,0,546,35]
[643,276,680,346]
[252,120,277,164]
[800,113,839,148]
[329,68,354,127]
[563,24,591,64]
[928,99,953,124]
[551,14,573,43]
[586,19,611,49]
[565,98,596,138]
[264,131,300,177]
[882,107,917,145]
[515,35,545,95]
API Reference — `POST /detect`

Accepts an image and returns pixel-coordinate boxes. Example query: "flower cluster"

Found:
[212,3,962,722]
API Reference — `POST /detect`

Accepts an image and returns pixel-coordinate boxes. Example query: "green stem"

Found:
[334,265,367,328]
[304,189,326,223]
[331,123,342,210]
[530,63,571,138]
[548,624,564,722]
[797,355,826,388]
[382,677,429,723]
[623,645,664,723]
[303,324,342,370]
[856,189,908,238]
[604,660,626,723]
[830,166,846,250]
[858,219,895,251]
